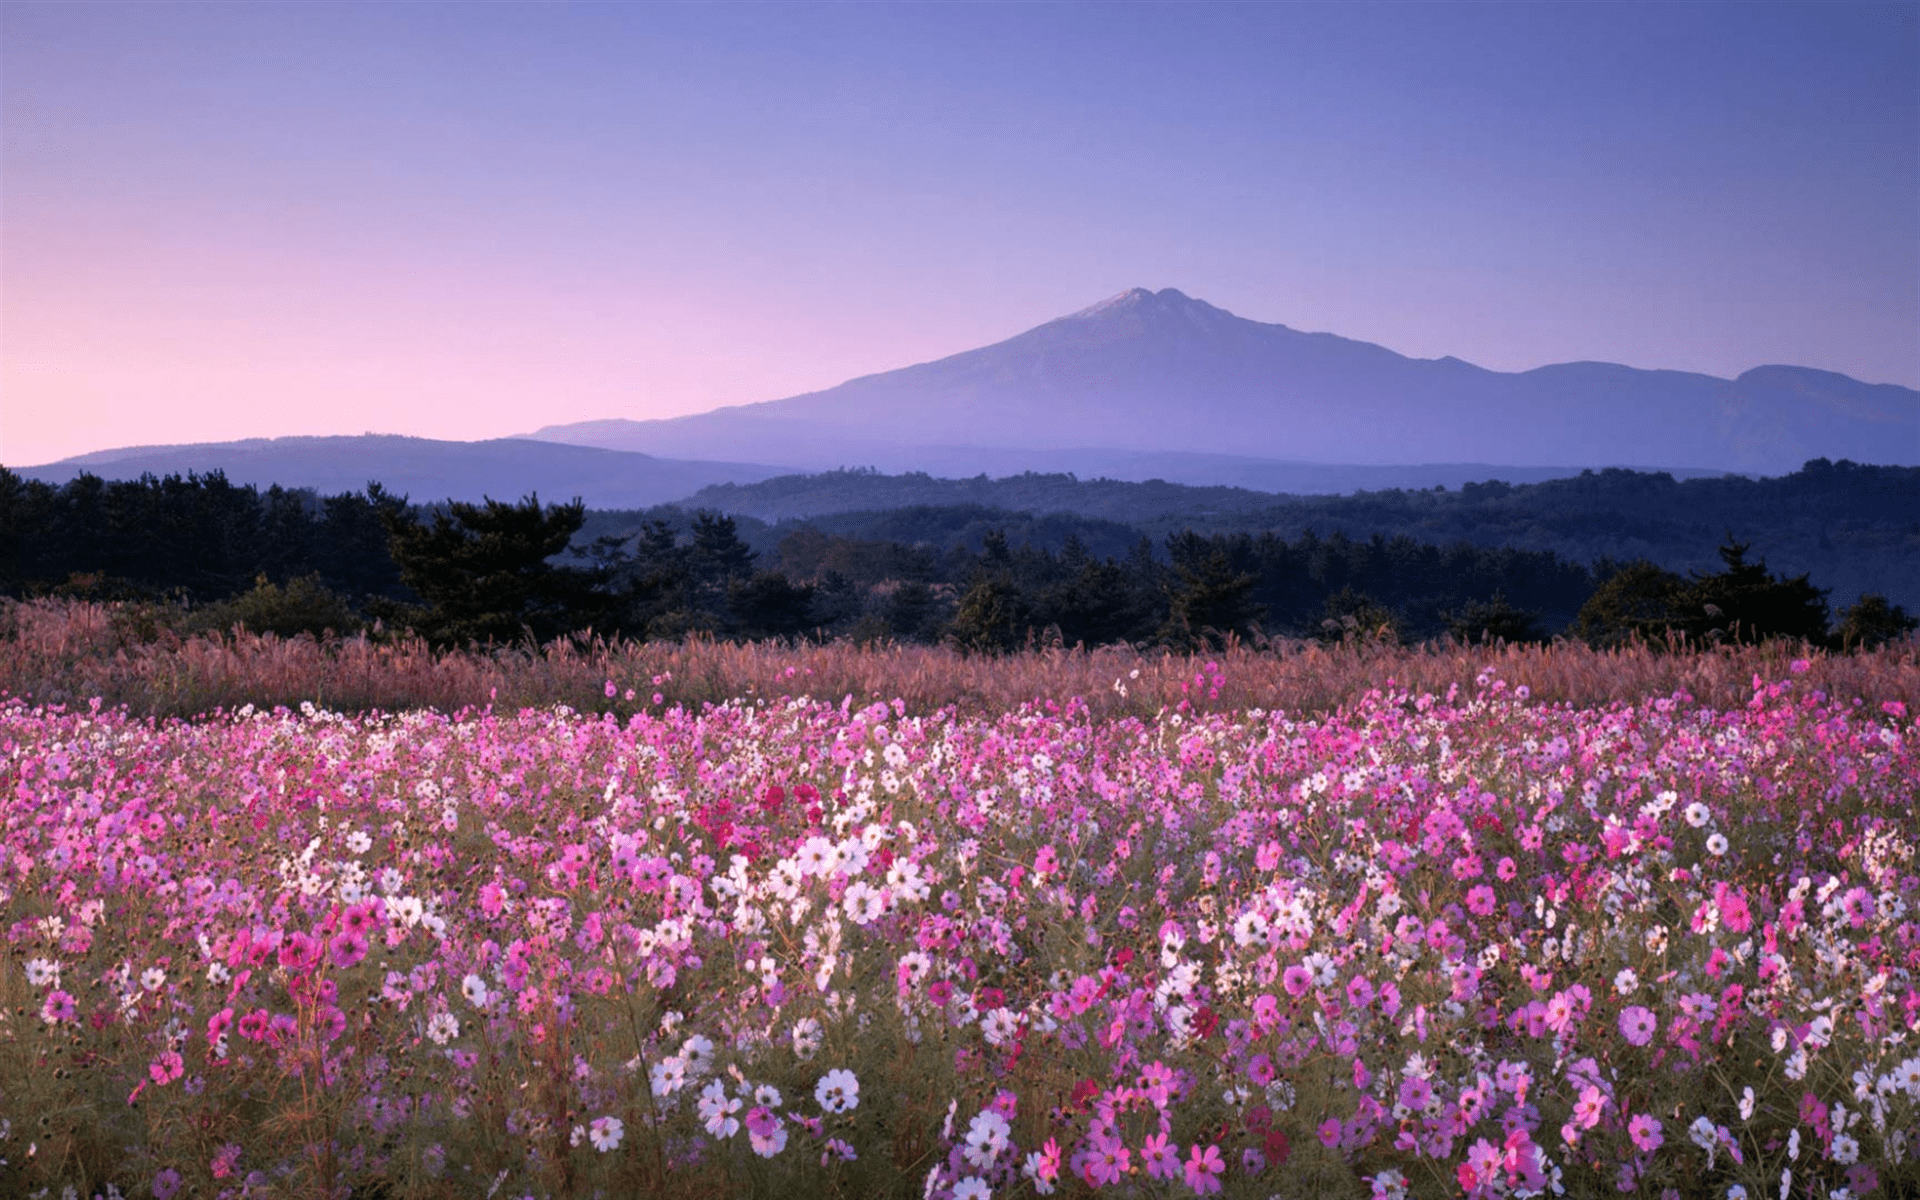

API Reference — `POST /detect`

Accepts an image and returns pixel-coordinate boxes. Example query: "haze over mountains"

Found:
[18,436,787,510]
[531,287,1918,479]
[19,287,1916,507]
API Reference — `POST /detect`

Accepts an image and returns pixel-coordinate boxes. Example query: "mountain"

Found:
[16,435,792,509]
[528,287,1919,477]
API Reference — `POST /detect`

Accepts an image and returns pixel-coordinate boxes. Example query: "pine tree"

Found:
[378,492,604,646]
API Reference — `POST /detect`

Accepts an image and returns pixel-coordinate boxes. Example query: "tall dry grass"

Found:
[3,596,1915,721]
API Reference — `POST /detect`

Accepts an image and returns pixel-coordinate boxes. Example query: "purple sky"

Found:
[5,1,1915,466]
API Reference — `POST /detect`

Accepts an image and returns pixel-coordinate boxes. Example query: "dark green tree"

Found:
[1679,537,1830,646]
[726,571,817,641]
[1573,560,1689,648]
[945,575,1035,656]
[1835,593,1917,651]
[1444,592,1543,645]
[883,579,942,642]
[378,492,605,646]
[690,512,757,587]
[1314,586,1402,645]
[1160,538,1263,650]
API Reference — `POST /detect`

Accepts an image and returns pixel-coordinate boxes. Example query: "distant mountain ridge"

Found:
[17,435,790,509]
[529,287,1918,476]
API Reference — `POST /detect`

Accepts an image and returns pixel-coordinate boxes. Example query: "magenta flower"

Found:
[210,1143,241,1179]
[1184,1143,1225,1195]
[40,989,75,1024]
[149,1050,185,1085]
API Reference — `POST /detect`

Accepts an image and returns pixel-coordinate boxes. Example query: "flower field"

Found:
[1,664,1916,1199]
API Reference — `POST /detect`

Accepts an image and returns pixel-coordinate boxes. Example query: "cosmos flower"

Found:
[587,1115,624,1152]
[815,1068,859,1114]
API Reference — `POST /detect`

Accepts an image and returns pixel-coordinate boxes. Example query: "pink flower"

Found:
[1627,1113,1663,1152]
[1466,885,1497,916]
[1083,1133,1129,1187]
[1618,1005,1656,1047]
[149,1051,185,1085]
[1571,1085,1605,1129]
[40,989,75,1024]
[1282,964,1311,996]
[1141,1131,1179,1180]
[210,1143,241,1179]
[1184,1143,1225,1195]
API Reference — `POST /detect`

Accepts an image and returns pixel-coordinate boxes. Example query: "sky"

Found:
[3,0,1916,466]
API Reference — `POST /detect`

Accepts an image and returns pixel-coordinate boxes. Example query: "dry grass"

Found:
[3,596,1915,721]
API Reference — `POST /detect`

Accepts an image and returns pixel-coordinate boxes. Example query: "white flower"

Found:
[345,830,372,854]
[843,881,887,925]
[816,1067,860,1114]
[1829,1133,1859,1164]
[1613,968,1638,996]
[791,1017,823,1060]
[1706,833,1729,856]
[24,959,59,988]
[952,1176,991,1200]
[980,1007,1020,1047]
[796,836,838,878]
[587,1115,624,1152]
[650,1055,688,1098]
[1739,1087,1755,1121]
[1232,910,1270,948]
[963,1109,1011,1170]
[680,1033,715,1076]
[461,974,490,1008]
[698,1081,742,1138]
[426,1012,460,1045]
[1684,801,1711,828]
[754,1084,783,1109]
[1690,1115,1719,1150]
[140,967,166,992]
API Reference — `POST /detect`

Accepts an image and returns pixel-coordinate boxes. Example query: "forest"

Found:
[1,462,1912,653]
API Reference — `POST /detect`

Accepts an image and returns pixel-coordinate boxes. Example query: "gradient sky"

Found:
[4,1,1916,466]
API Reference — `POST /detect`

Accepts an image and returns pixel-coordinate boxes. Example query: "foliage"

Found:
[1572,561,1690,649]
[665,460,1920,617]
[1835,593,1919,651]
[1161,532,1264,650]
[1680,538,1830,646]
[183,573,363,640]
[0,467,406,604]
[1442,591,1542,645]
[1313,587,1402,646]
[378,491,608,647]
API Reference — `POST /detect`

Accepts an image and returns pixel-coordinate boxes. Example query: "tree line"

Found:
[1,466,1911,653]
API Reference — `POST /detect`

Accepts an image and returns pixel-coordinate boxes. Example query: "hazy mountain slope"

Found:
[19,435,792,509]
[530,288,1918,474]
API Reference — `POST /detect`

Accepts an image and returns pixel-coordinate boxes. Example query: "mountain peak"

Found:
[1070,286,1216,321]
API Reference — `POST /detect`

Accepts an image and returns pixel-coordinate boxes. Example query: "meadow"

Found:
[1,599,1916,1199]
